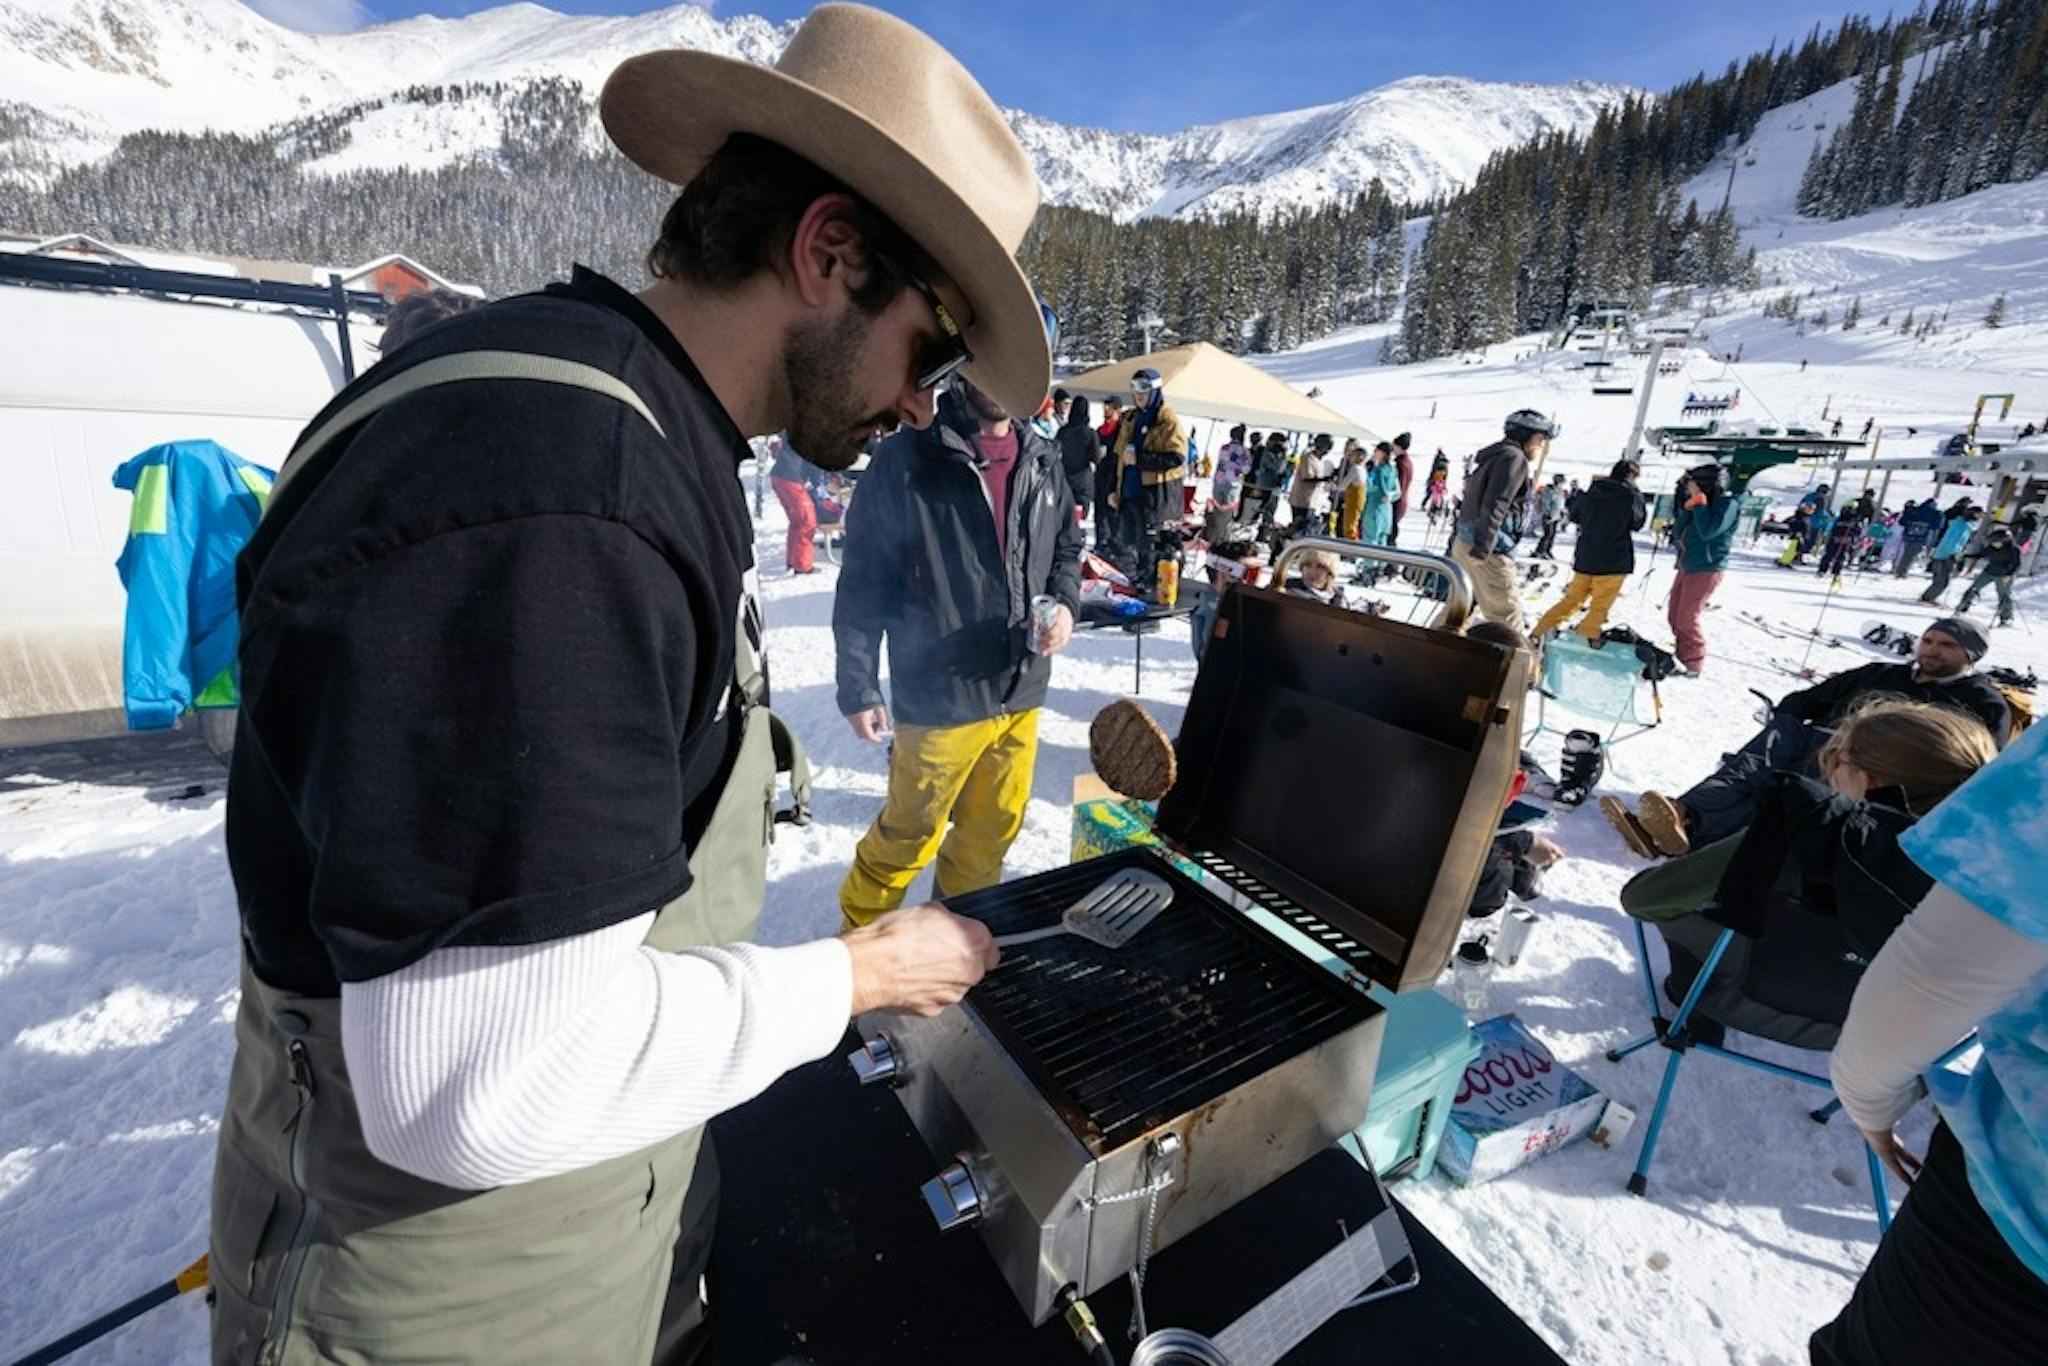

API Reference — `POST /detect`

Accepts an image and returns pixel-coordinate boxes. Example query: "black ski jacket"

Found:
[835,411,1083,728]
[1056,415,1100,514]
[1965,541,2022,577]
[1776,660,2012,747]
[1704,775,1932,1021]
[1570,476,1647,575]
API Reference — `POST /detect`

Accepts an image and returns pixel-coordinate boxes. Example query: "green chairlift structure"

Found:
[1643,422,1868,543]
[1646,421,1867,493]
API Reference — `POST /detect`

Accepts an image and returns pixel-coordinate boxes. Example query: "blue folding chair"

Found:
[1608,918,1895,1227]
[1532,633,1661,746]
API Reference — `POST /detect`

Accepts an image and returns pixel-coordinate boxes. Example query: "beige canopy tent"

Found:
[1060,342,1377,446]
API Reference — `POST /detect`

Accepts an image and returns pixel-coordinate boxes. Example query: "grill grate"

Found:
[945,847,1372,1154]
[1181,848,1389,978]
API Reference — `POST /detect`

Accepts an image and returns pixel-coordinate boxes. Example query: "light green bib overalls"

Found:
[209,353,811,1364]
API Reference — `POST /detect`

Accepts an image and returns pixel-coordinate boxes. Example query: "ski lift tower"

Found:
[1620,324,1695,463]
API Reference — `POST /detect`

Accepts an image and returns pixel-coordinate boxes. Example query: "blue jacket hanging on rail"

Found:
[112,440,275,729]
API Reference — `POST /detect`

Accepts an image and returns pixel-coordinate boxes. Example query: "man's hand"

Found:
[846,705,891,743]
[1041,603,1076,655]
[843,904,1000,1018]
[1529,834,1566,868]
[1863,1127,1924,1187]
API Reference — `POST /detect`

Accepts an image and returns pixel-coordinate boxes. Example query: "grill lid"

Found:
[1153,585,1527,992]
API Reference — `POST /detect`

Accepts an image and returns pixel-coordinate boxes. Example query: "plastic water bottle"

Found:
[1448,939,1492,1018]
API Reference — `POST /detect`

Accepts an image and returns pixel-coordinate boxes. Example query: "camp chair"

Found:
[1607,911,1898,1225]
[1610,909,1983,1232]
[1531,633,1660,746]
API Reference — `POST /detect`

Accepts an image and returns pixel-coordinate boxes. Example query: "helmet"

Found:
[1504,409,1560,439]
[1130,367,1162,395]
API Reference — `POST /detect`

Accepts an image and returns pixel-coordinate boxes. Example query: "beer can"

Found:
[1029,594,1062,654]
[1155,556,1180,607]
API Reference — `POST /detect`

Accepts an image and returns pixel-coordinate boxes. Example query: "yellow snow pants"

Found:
[1532,572,1628,641]
[840,709,1041,926]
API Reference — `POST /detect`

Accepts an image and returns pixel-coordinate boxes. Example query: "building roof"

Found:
[0,227,480,296]
[330,253,484,298]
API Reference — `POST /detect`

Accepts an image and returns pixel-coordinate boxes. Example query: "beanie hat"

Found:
[1394,431,1412,449]
[1927,615,1989,662]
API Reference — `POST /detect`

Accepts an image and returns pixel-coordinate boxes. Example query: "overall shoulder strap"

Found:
[269,350,668,506]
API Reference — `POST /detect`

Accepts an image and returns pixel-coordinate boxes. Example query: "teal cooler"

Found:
[1344,987,1481,1182]
[1242,908,1481,1184]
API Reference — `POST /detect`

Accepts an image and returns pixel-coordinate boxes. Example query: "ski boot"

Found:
[1552,729,1604,808]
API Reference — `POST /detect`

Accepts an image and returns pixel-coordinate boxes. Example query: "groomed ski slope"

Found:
[3,157,2046,1366]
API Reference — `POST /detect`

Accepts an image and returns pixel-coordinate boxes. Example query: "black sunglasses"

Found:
[874,250,972,392]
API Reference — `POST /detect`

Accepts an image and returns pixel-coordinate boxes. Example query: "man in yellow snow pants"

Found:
[841,710,1041,925]
[1531,572,1627,641]
[833,374,1084,929]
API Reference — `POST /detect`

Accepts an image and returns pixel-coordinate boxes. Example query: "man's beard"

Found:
[958,379,1006,426]
[783,308,898,471]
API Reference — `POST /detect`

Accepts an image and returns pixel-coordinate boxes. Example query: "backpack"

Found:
[1599,625,1678,681]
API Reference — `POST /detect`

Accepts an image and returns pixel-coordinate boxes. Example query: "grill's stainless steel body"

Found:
[859,902,1382,1323]
[853,549,1527,1327]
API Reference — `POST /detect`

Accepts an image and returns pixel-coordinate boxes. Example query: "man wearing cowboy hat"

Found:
[210,7,1045,1362]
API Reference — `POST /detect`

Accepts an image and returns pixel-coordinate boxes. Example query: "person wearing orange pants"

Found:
[1333,441,1368,539]
[769,439,820,573]
[840,710,1040,923]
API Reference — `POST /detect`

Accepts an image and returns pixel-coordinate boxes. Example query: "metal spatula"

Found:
[992,868,1175,951]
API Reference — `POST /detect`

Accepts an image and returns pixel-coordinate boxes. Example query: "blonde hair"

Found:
[1296,550,1339,579]
[1817,699,1998,810]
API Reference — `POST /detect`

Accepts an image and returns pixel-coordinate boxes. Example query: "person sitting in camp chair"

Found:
[1464,621,1566,917]
[1603,616,2009,857]
[1617,701,1995,1048]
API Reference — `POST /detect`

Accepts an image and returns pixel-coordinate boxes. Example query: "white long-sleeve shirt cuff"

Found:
[341,912,853,1190]
[1830,883,2048,1134]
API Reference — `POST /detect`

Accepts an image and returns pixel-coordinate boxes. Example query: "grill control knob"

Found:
[846,1032,902,1087]
[920,1157,985,1232]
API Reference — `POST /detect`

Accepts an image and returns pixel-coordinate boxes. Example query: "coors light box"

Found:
[1439,1014,1608,1185]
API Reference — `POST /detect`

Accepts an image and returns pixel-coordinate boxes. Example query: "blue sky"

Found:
[293,1,1884,134]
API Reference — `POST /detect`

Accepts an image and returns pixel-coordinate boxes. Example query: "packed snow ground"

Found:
[4,466,2042,1366]
[4,159,2047,1363]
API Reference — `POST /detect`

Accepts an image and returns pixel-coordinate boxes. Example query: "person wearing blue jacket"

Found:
[1893,499,1943,578]
[111,439,275,738]
[1921,505,1981,604]
[1360,443,1401,546]
[1666,464,1741,675]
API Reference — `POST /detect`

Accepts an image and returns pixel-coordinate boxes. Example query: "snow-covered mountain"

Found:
[0,0,1634,218]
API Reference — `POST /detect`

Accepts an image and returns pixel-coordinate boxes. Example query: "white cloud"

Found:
[245,0,374,34]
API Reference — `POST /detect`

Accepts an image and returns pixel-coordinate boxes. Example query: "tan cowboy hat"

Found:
[600,3,1051,417]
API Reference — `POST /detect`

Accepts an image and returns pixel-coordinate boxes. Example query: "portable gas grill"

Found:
[849,541,1528,1328]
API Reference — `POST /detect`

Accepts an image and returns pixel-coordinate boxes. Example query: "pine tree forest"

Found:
[1797,0,2048,220]
[0,2,2020,370]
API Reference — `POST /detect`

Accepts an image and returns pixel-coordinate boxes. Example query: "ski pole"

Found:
[7,1255,209,1366]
